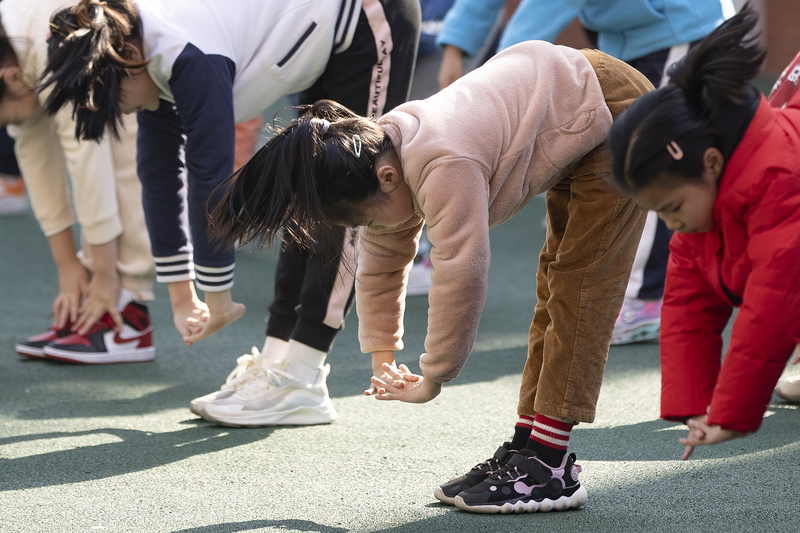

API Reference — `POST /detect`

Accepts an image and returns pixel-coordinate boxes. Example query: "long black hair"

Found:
[608,2,765,193]
[208,99,394,251]
[38,0,145,141]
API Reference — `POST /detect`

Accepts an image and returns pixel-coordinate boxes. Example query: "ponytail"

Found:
[38,0,143,141]
[609,2,765,192]
[668,4,765,118]
[208,99,392,251]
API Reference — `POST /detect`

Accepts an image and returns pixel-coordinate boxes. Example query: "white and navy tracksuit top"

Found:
[134,0,362,291]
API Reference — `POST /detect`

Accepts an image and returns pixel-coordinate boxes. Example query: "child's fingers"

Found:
[398,363,422,380]
[680,444,695,461]
[370,376,388,394]
[382,362,403,379]
[108,309,123,332]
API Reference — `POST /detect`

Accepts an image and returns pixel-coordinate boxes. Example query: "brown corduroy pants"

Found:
[517,50,653,423]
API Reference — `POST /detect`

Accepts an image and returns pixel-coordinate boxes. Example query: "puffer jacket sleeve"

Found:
[707,171,800,433]
[660,236,733,423]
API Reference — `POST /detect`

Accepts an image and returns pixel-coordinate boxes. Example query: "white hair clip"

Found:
[352,135,362,157]
[666,140,684,160]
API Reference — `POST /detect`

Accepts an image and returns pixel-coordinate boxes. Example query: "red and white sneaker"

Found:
[43,303,155,364]
[15,322,74,359]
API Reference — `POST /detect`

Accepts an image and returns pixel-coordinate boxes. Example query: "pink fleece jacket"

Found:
[357,41,613,383]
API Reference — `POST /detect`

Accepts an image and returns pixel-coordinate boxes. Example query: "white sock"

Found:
[117,288,134,310]
[256,336,289,367]
[284,340,327,383]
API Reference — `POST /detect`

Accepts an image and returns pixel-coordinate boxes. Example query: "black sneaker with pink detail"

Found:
[454,448,587,514]
[434,442,517,505]
[43,302,155,364]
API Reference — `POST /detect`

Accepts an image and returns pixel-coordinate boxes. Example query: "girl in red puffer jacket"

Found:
[608,4,800,460]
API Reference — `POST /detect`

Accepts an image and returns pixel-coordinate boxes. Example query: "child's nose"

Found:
[659,214,683,232]
[666,218,684,231]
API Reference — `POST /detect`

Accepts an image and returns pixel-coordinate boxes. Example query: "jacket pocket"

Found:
[558,109,596,134]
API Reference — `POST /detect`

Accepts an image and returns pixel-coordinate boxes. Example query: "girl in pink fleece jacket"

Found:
[209,40,651,514]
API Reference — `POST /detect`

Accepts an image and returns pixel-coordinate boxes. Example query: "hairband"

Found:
[666,140,684,160]
[352,135,362,157]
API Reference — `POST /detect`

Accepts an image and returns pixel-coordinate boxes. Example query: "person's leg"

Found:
[278,0,420,375]
[199,0,420,427]
[453,50,649,515]
[433,181,571,507]
[233,117,263,172]
[520,151,645,424]
[611,43,695,345]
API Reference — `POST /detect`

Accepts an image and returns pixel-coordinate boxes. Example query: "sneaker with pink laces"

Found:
[610,298,662,345]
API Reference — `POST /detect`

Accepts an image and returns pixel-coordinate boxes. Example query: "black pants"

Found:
[266,0,420,352]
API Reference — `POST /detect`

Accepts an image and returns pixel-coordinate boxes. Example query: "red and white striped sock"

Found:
[510,415,535,450]
[526,413,574,466]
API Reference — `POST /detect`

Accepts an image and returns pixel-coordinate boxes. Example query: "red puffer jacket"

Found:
[660,92,800,434]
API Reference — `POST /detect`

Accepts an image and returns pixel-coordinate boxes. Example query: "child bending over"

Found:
[2,0,155,364]
[210,39,652,513]
[608,4,800,460]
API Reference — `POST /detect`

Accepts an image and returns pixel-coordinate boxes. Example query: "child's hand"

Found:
[370,362,442,404]
[74,272,121,334]
[182,290,245,346]
[167,281,211,343]
[365,351,396,396]
[53,262,89,329]
[679,415,744,460]
[791,343,800,365]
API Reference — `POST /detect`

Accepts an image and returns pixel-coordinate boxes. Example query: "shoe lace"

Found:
[88,314,115,335]
[224,347,259,385]
[488,464,524,482]
[233,365,295,396]
[474,456,503,474]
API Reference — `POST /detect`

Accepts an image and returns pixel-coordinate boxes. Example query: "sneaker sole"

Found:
[189,390,237,418]
[203,399,338,427]
[433,487,457,506]
[776,389,800,404]
[610,322,660,345]
[15,344,46,359]
[454,485,587,514]
[43,346,155,364]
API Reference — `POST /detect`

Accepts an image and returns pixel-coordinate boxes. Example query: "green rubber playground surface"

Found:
[3,197,799,533]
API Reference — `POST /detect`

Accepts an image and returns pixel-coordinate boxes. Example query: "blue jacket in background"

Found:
[436,0,725,61]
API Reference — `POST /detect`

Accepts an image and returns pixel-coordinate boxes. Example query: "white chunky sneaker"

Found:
[202,362,337,427]
[776,373,800,404]
[190,347,259,417]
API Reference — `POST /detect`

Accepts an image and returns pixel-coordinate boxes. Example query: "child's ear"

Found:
[1,65,31,95]
[2,65,23,85]
[122,42,145,63]
[702,147,725,181]
[376,163,401,193]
